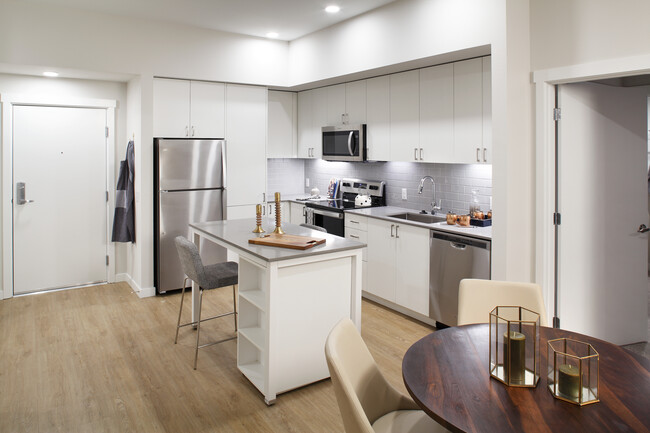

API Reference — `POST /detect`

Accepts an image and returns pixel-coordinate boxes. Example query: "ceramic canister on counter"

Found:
[458,214,471,226]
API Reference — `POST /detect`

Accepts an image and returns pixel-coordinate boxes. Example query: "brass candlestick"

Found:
[253,204,265,233]
[272,192,284,234]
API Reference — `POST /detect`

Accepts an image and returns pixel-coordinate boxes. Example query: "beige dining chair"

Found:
[325,318,450,433]
[457,279,548,326]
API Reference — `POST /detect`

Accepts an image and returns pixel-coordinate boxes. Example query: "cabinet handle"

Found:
[185,126,189,137]
[390,224,395,237]
[302,207,306,216]
[262,193,266,202]
[350,220,359,224]
[419,148,423,161]
[476,147,480,162]
[414,148,418,160]
[395,225,400,238]
[483,148,487,162]
[349,234,360,239]
[191,126,195,137]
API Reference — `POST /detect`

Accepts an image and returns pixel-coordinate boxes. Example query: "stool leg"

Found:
[232,284,238,332]
[194,288,204,370]
[175,278,189,344]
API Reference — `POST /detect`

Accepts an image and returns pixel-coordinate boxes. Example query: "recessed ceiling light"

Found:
[266,32,279,39]
[325,5,340,13]
[43,71,59,77]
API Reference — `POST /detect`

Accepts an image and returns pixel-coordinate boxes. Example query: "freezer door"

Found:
[157,189,227,293]
[157,139,225,190]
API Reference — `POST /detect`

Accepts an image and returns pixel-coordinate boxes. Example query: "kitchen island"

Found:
[189,219,365,405]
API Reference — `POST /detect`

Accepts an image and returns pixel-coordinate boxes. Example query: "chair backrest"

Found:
[457,279,548,326]
[325,319,393,433]
[174,236,208,288]
[300,223,327,233]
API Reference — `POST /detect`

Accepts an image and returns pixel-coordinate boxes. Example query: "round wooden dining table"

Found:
[402,324,650,433]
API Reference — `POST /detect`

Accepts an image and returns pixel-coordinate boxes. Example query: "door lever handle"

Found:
[638,224,650,233]
[16,182,35,205]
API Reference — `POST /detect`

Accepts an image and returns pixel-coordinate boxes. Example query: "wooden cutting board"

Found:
[248,233,326,250]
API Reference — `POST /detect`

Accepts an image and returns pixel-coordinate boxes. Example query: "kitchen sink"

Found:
[387,212,446,224]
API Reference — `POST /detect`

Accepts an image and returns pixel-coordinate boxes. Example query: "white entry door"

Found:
[558,82,648,345]
[13,105,108,295]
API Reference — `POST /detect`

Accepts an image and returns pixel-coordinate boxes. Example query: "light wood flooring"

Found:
[0,282,434,433]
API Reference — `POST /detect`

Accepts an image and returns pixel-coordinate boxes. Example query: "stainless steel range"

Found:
[304,178,386,236]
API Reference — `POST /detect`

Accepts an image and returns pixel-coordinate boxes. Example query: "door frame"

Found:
[1,94,117,299]
[533,54,650,325]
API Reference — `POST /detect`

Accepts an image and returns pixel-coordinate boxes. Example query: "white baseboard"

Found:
[116,273,156,298]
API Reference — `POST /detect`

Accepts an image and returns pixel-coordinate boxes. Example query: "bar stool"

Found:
[174,236,238,369]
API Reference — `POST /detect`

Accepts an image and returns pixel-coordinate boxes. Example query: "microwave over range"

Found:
[322,124,366,162]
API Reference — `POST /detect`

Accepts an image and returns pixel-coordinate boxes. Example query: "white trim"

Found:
[1,94,117,299]
[533,54,650,325]
[116,273,155,298]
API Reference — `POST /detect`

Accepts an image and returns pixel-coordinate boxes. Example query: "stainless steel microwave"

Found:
[322,124,366,162]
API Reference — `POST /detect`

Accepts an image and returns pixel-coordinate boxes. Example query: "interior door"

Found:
[558,82,648,345]
[13,105,108,294]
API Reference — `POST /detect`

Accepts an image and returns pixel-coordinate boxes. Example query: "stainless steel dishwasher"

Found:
[429,230,491,328]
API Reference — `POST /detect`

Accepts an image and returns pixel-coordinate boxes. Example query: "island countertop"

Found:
[190,218,366,263]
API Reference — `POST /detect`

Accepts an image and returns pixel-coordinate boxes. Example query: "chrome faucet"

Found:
[418,175,441,214]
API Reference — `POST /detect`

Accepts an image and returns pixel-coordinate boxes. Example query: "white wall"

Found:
[0,0,289,86]
[0,74,127,293]
[289,0,497,85]
[530,0,650,72]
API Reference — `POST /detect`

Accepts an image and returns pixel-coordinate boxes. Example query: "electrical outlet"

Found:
[401,188,407,200]
[305,178,310,187]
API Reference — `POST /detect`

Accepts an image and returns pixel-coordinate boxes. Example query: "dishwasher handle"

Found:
[431,230,491,250]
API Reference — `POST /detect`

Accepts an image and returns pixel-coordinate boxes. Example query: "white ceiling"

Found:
[22,0,398,41]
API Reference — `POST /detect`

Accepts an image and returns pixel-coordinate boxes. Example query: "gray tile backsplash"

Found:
[267,158,492,215]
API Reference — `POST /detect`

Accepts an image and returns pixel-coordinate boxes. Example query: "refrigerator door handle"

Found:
[221,141,227,189]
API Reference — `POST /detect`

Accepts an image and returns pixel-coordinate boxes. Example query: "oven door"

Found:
[309,207,344,237]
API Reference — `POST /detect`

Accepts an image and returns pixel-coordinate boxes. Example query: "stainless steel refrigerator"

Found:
[154,138,227,294]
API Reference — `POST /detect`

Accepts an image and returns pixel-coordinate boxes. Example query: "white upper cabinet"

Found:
[482,56,492,163]
[326,84,346,125]
[226,84,267,206]
[190,81,225,138]
[390,70,420,162]
[297,88,325,159]
[453,58,483,163]
[153,78,190,138]
[268,90,297,158]
[153,78,225,138]
[297,90,313,158]
[345,80,367,124]
[366,76,390,161]
[419,63,454,163]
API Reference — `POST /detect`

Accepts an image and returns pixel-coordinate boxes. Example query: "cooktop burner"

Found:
[304,178,386,212]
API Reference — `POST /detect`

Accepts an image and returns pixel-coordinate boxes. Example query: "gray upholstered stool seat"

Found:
[202,262,238,289]
[174,236,238,369]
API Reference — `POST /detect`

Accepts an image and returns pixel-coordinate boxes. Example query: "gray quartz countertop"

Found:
[345,206,492,240]
[190,218,365,262]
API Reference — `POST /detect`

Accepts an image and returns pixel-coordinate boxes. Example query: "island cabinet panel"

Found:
[225,84,267,207]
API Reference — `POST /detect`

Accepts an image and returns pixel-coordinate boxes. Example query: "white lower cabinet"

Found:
[290,202,306,225]
[366,218,429,316]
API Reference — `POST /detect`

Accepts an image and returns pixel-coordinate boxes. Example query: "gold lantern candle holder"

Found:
[547,338,599,406]
[489,306,540,387]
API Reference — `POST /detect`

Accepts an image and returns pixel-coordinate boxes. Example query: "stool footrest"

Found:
[198,335,237,349]
[178,311,236,328]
